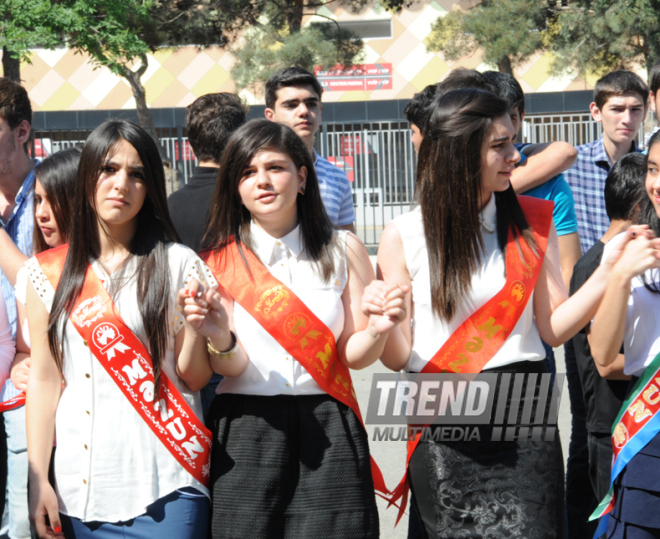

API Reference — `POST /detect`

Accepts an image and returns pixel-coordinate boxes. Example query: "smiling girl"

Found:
[26,120,218,539]
[198,119,406,538]
[588,131,660,537]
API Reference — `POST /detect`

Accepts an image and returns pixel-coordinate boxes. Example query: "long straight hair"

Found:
[202,119,335,281]
[33,147,81,254]
[636,131,660,293]
[48,120,180,394]
[417,88,537,322]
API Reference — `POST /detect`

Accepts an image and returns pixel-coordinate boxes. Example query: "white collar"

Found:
[479,195,497,233]
[250,222,304,265]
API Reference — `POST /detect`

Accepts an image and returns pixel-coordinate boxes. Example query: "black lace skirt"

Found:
[206,393,379,539]
[408,360,565,539]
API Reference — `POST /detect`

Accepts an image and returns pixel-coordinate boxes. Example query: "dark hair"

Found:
[594,70,649,110]
[436,69,495,97]
[650,61,660,96]
[265,67,323,110]
[636,131,660,294]
[403,84,438,134]
[203,119,335,281]
[33,147,82,254]
[48,120,180,396]
[417,88,537,322]
[604,153,647,221]
[483,71,525,116]
[0,78,32,153]
[186,93,248,163]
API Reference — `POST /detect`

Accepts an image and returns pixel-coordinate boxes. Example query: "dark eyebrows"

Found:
[280,97,319,107]
[649,158,659,167]
[103,159,144,171]
[491,136,511,144]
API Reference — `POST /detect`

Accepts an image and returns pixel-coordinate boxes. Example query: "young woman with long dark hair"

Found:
[198,119,406,538]
[6,148,81,539]
[589,131,660,538]
[374,88,644,538]
[26,120,218,539]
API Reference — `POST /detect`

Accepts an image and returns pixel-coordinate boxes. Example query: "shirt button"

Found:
[83,479,87,484]
[86,411,90,415]
[285,356,289,360]
[286,383,290,387]
[84,444,88,450]
[85,373,91,379]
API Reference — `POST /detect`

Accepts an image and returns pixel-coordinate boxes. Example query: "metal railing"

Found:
[31,112,640,247]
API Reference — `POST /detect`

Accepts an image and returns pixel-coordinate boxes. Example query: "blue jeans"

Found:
[60,488,209,538]
[1,406,29,539]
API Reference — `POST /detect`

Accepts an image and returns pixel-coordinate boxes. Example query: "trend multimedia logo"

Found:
[366,372,564,442]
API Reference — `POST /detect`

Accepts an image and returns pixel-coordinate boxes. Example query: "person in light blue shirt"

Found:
[0,77,36,539]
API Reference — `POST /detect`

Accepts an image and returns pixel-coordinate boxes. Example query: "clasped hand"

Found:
[176,278,230,343]
[361,281,409,336]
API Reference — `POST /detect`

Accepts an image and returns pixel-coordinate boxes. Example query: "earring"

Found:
[298,186,305,195]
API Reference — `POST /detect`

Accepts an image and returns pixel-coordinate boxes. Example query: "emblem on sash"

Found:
[255,285,290,319]
[613,422,628,449]
[285,312,311,338]
[509,281,526,303]
[72,295,106,328]
[92,322,130,360]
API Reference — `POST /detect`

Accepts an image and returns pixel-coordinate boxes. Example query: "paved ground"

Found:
[352,347,572,538]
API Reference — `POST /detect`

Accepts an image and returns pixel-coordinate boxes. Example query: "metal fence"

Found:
[31,111,640,247]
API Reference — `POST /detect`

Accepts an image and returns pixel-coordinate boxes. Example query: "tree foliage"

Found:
[426,0,550,75]
[549,0,660,76]
[198,0,367,90]
[231,25,363,90]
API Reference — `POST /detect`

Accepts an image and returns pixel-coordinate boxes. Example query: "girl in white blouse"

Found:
[196,119,406,539]
[374,89,641,538]
[26,120,218,539]
[589,132,660,537]
[9,148,80,539]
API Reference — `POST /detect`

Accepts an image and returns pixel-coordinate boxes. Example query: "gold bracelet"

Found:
[207,331,238,359]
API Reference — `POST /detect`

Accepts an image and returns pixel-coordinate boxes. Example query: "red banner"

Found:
[314,63,393,91]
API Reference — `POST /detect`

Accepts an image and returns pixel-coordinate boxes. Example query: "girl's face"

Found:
[34,180,64,248]
[480,114,520,207]
[94,138,147,235]
[238,149,306,234]
[646,142,660,218]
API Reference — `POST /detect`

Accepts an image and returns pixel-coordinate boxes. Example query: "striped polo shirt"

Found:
[313,150,355,227]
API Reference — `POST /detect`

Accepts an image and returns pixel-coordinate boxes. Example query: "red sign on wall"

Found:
[175,140,195,161]
[327,156,355,182]
[314,64,393,91]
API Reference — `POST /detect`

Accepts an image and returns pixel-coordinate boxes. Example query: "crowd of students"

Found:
[0,61,659,539]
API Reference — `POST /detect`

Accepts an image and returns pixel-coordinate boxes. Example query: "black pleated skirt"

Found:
[206,393,379,539]
[408,360,565,539]
[606,423,660,538]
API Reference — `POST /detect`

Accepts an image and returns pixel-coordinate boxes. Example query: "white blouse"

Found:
[216,224,348,396]
[602,233,660,377]
[391,196,545,373]
[26,243,217,523]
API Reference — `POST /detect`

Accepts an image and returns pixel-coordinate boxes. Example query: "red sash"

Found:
[36,245,212,486]
[388,196,554,521]
[202,242,389,497]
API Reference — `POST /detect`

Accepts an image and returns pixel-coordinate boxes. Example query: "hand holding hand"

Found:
[603,225,656,273]
[362,280,409,337]
[177,279,230,342]
[610,229,660,280]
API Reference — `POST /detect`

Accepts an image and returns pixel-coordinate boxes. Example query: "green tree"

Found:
[426,0,550,75]
[549,0,660,76]
[204,0,366,90]
[1,0,65,81]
